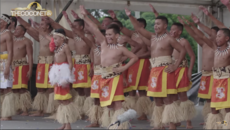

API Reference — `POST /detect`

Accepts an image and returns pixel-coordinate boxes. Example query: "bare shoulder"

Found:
[4,31,13,39]
[64,44,70,51]
[180,38,190,46]
[25,37,33,45]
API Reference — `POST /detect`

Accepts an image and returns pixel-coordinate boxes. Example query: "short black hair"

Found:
[74,19,85,29]
[211,26,219,33]
[18,25,26,33]
[172,23,184,31]
[55,28,66,36]
[219,28,230,39]
[137,18,147,28]
[111,20,123,28]
[104,16,113,21]
[2,14,11,28]
[106,24,120,34]
[10,16,17,28]
[155,16,168,25]
[100,29,106,36]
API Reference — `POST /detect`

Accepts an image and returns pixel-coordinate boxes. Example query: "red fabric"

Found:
[49,38,55,52]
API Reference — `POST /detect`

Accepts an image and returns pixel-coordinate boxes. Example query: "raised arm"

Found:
[190,15,212,37]
[80,5,106,46]
[125,9,153,40]
[85,9,103,29]
[221,0,230,12]
[178,16,206,47]
[108,10,118,21]
[26,39,33,79]
[199,6,227,28]
[16,17,39,41]
[149,4,159,17]
[73,29,94,48]
[43,16,74,39]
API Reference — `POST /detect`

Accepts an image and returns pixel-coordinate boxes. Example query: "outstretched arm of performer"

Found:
[221,0,230,12]
[26,40,33,79]
[181,39,195,80]
[149,4,159,17]
[4,31,13,79]
[199,6,227,28]
[119,35,141,49]
[113,47,138,73]
[108,10,118,21]
[16,16,39,42]
[43,16,74,39]
[178,16,205,47]
[189,14,212,37]
[64,44,73,70]
[165,38,186,73]
[74,29,94,48]
[85,8,103,29]
[125,9,153,40]
[80,5,106,46]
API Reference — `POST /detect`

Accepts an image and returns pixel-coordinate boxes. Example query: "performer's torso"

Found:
[73,34,91,55]
[39,34,54,57]
[13,38,28,60]
[202,44,214,71]
[0,30,11,52]
[150,35,174,58]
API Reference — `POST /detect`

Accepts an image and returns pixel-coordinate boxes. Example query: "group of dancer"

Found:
[0,0,230,129]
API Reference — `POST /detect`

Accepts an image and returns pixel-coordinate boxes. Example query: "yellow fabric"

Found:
[54,93,72,101]
[36,64,53,88]
[132,59,144,90]
[72,64,91,88]
[198,75,214,99]
[100,76,124,107]
[0,54,8,59]
[12,66,28,89]
[176,67,185,87]
[213,78,230,110]
[90,93,100,98]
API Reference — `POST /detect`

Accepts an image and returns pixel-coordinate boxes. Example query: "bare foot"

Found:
[176,122,181,127]
[57,124,65,130]
[64,123,71,130]
[29,113,44,117]
[169,123,176,129]
[137,114,148,120]
[1,117,12,121]
[86,123,99,127]
[186,120,193,129]
[20,112,29,116]
[200,122,205,125]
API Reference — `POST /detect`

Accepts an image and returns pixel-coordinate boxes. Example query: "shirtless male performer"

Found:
[48,28,81,130]
[170,22,196,129]
[0,14,14,121]
[180,15,230,129]
[126,9,186,129]
[16,16,54,116]
[48,12,95,118]
[12,25,33,116]
[110,19,152,120]
[178,16,218,125]
[80,5,138,129]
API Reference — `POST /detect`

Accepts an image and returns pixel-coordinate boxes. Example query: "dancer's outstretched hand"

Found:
[71,10,79,19]
[199,6,209,15]
[177,16,185,25]
[191,13,200,24]
[220,0,230,6]
[125,8,131,16]
[108,10,116,19]
[80,5,87,16]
